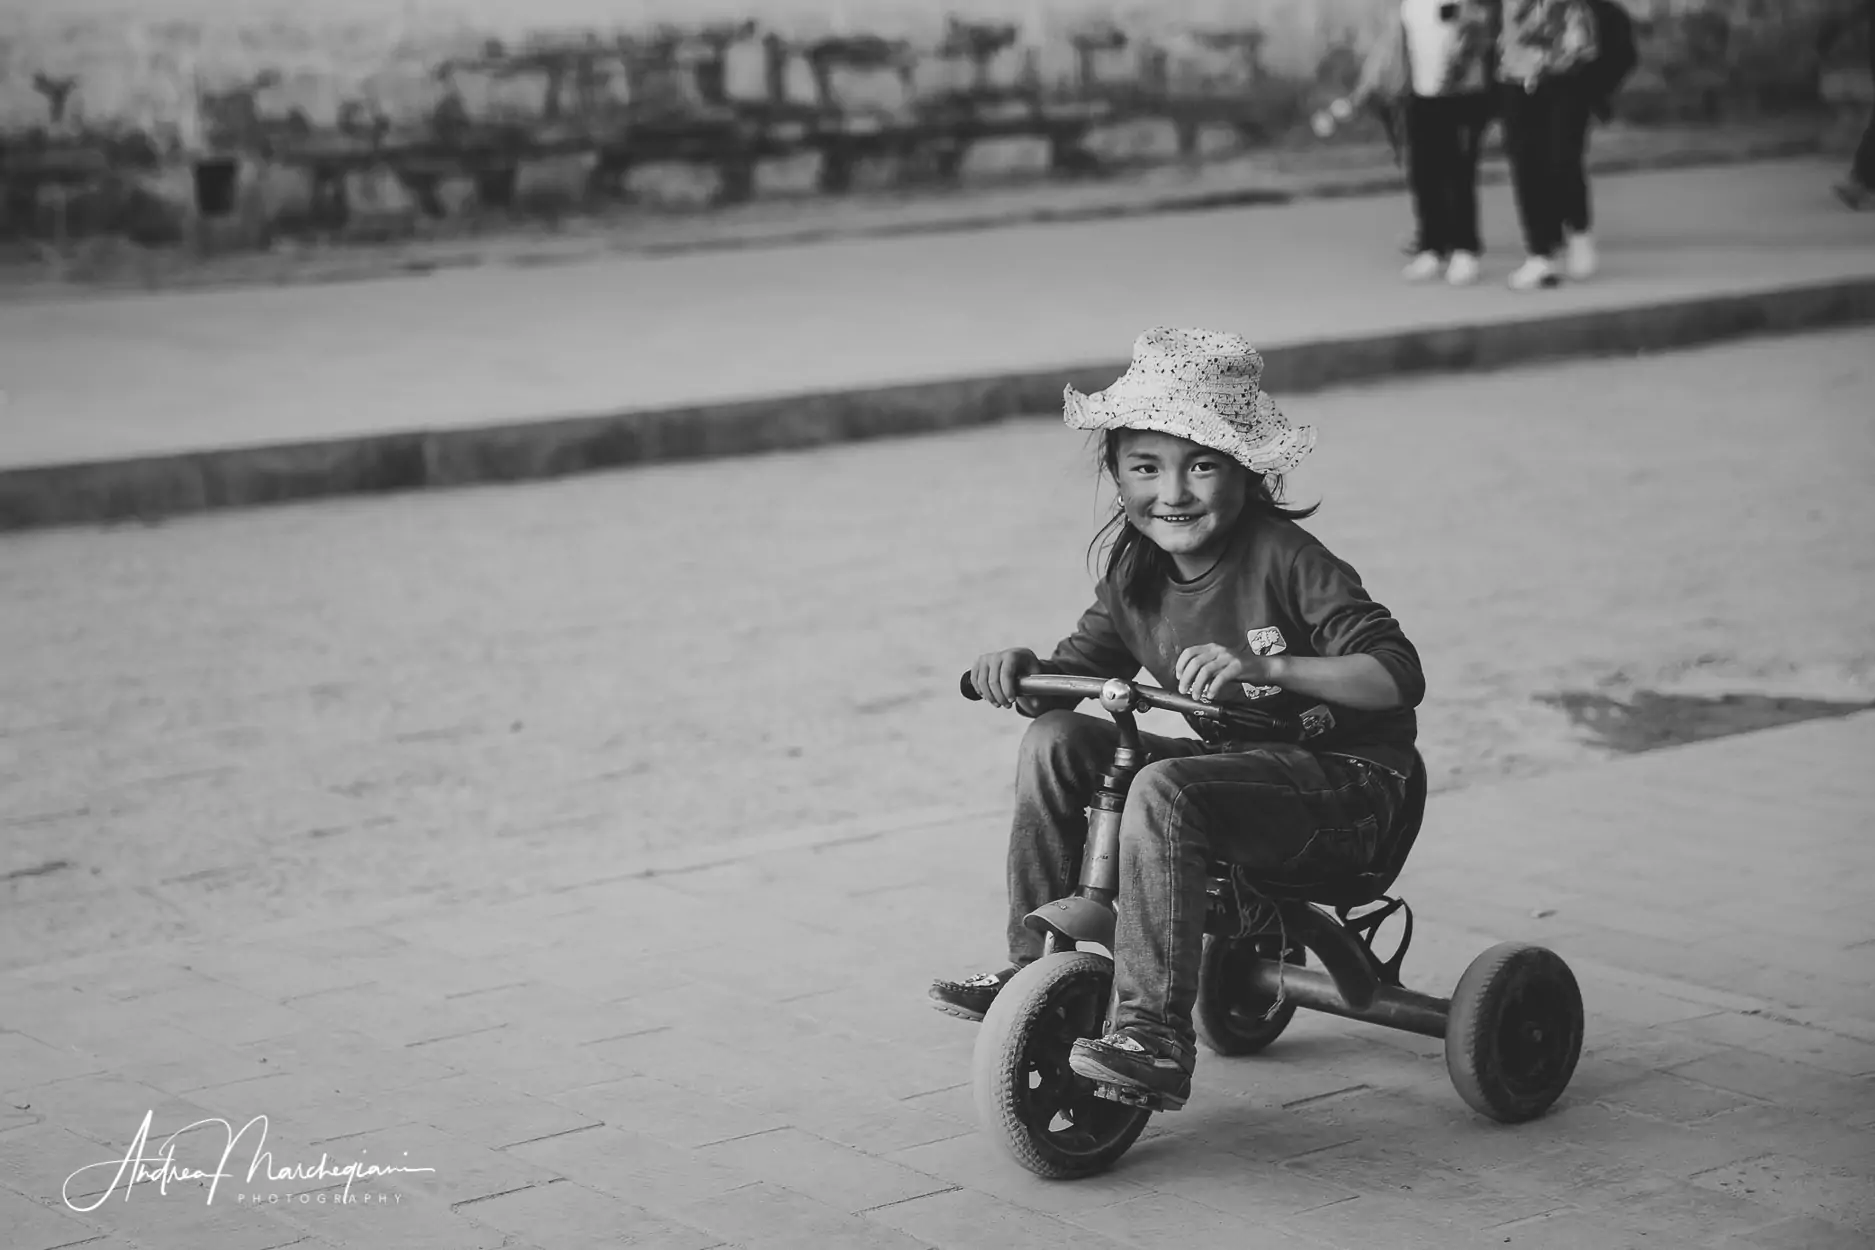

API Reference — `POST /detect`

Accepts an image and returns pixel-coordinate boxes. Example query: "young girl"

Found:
[1320,0,1499,286]
[929,328,1425,1108]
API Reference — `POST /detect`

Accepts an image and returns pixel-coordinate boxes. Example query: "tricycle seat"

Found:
[1217,753,1428,912]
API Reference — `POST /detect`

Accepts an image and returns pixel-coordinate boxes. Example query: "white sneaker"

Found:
[1402,251,1444,282]
[1565,232,1598,280]
[1508,255,1560,290]
[1445,251,1481,286]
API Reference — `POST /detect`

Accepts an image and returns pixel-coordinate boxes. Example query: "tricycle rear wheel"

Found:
[1194,932,1305,1056]
[972,951,1150,1178]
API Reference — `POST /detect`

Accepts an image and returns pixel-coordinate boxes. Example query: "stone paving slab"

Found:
[2,711,1870,1249]
[2,157,1873,529]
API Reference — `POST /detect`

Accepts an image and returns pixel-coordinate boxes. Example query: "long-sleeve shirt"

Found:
[1043,516,1425,776]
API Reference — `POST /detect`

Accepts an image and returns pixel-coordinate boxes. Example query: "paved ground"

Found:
[1,330,1871,1247]
[3,712,1873,1250]
[2,159,1872,472]
[2,326,1871,960]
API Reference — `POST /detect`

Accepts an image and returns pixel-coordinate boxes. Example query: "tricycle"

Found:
[956,670,1585,1178]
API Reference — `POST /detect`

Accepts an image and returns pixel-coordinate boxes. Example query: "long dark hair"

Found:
[1087,429,1318,612]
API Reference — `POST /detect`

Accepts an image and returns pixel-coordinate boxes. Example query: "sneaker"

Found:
[1564,232,1598,280]
[1508,255,1560,290]
[1402,251,1444,282]
[1067,1029,1194,1110]
[928,968,1016,1021]
[1445,250,1481,286]
[1834,181,1873,211]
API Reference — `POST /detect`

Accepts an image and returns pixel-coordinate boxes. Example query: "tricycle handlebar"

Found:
[957,669,1299,740]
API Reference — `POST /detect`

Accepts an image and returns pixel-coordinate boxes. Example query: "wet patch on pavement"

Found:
[1537,690,1875,754]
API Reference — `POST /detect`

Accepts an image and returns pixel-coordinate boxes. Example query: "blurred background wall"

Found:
[1,0,1867,245]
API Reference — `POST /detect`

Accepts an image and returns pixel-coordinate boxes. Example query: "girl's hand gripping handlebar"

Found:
[957,671,1301,741]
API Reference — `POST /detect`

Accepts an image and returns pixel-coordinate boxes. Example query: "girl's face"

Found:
[1112,430,1250,576]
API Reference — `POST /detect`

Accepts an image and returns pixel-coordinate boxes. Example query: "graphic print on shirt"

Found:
[1241,625,1338,739]
[1241,626,1287,700]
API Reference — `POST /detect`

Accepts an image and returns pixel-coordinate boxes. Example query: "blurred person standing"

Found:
[1322,0,1500,286]
[1831,0,1875,209]
[1497,0,1601,289]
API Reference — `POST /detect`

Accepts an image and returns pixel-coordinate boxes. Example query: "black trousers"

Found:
[1405,92,1492,256]
[1856,1,1875,188]
[1861,113,1875,192]
[1501,78,1594,257]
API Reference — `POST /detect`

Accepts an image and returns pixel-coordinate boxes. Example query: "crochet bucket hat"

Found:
[1063,327,1315,475]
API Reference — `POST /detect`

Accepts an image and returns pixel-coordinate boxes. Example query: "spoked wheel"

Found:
[1445,942,1584,1123]
[1194,932,1306,1056]
[972,951,1150,1178]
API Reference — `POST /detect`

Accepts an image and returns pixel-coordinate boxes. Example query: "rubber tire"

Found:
[1194,933,1304,1056]
[972,951,1151,1179]
[1445,942,1585,1123]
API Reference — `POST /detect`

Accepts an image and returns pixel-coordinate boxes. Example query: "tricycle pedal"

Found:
[1089,1082,1185,1112]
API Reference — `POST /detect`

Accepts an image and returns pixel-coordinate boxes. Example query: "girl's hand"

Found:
[1175,642,1281,703]
[971,647,1042,710]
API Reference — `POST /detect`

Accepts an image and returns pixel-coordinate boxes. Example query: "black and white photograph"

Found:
[1,0,1872,1245]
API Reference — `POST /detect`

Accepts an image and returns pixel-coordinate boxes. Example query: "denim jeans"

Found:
[1006,710,1407,1059]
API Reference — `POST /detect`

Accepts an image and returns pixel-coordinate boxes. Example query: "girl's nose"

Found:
[1160,471,1195,503]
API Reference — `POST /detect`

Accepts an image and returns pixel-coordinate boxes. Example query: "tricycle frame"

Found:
[1006,674,1445,1041]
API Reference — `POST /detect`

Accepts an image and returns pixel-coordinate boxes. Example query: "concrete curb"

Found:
[5,273,1873,532]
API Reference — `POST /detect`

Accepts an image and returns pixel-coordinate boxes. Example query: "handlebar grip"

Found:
[958,671,982,701]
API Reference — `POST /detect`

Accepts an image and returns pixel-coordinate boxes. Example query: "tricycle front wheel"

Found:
[972,951,1150,1178]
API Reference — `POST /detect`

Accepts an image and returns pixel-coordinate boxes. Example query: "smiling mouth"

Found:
[1153,513,1204,523]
